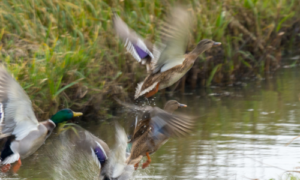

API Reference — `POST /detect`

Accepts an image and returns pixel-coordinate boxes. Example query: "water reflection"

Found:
[4,67,300,179]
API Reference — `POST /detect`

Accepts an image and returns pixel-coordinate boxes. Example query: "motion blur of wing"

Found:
[113,13,156,73]
[150,107,195,138]
[153,7,193,73]
[109,123,128,178]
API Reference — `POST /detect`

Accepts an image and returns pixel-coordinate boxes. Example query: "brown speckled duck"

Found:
[117,100,194,170]
[113,7,221,99]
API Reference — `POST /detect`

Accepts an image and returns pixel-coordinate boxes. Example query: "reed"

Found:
[0,0,299,118]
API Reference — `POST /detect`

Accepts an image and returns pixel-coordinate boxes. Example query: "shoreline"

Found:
[1,0,299,119]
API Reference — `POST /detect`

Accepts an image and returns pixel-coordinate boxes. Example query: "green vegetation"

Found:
[0,0,299,118]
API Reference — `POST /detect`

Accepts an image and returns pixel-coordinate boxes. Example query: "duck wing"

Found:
[62,125,110,169]
[114,97,154,115]
[116,99,194,138]
[106,123,132,179]
[0,66,39,140]
[113,14,159,73]
[149,107,194,138]
[114,98,154,140]
[153,7,193,73]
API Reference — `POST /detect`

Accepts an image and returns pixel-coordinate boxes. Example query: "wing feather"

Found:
[116,99,194,139]
[113,14,155,67]
[153,7,193,73]
[150,107,194,138]
[0,66,38,140]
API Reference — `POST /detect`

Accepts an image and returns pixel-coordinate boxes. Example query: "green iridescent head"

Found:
[50,108,83,124]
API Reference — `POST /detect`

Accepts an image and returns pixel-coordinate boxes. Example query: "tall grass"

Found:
[0,0,299,118]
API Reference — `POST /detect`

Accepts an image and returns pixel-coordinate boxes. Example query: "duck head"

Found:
[192,39,221,55]
[163,100,187,113]
[50,108,83,125]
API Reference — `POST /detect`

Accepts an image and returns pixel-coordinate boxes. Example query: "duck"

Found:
[113,7,221,99]
[0,66,83,173]
[117,99,194,170]
[58,123,142,180]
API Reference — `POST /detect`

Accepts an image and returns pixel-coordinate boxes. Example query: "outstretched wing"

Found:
[115,98,194,138]
[109,123,128,178]
[0,66,39,140]
[114,97,152,113]
[114,98,154,139]
[153,7,193,73]
[150,107,194,138]
[63,125,109,169]
[113,13,157,72]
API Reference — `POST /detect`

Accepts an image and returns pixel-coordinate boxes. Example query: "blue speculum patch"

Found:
[93,146,107,167]
[0,103,4,123]
[133,44,149,59]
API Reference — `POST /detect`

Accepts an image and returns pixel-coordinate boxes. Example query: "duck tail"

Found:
[0,135,16,164]
[134,81,158,99]
[134,81,144,99]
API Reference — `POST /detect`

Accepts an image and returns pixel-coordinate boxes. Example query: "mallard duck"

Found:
[59,123,142,180]
[0,66,83,173]
[61,124,110,175]
[113,7,221,99]
[117,99,194,169]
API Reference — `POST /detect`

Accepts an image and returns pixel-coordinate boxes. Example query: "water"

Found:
[2,67,300,180]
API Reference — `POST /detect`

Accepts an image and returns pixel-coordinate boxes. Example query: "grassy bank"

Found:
[0,0,299,118]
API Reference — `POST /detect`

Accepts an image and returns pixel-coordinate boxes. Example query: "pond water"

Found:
[2,67,300,180]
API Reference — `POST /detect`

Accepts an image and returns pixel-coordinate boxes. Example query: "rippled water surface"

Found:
[3,67,300,180]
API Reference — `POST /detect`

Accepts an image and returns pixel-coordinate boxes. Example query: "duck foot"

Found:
[1,164,11,173]
[134,162,139,170]
[142,152,151,169]
[12,158,21,174]
[145,83,160,98]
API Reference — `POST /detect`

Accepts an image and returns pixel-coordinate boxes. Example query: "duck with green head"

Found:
[0,66,83,173]
[114,7,221,99]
